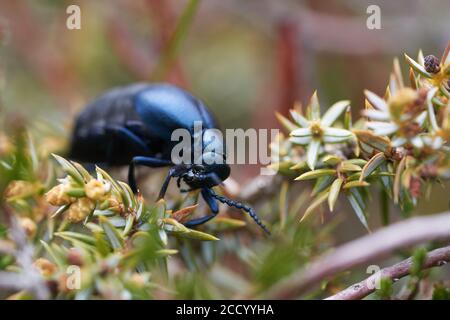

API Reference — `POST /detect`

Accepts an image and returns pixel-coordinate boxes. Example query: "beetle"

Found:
[69,83,270,234]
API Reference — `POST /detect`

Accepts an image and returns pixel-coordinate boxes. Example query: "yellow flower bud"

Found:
[34,258,57,277]
[67,198,95,222]
[105,196,123,213]
[85,179,107,201]
[388,88,418,119]
[19,217,37,238]
[45,184,76,206]
[4,180,37,199]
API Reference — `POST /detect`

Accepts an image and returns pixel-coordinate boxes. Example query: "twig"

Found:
[266,211,450,299]
[326,245,450,300]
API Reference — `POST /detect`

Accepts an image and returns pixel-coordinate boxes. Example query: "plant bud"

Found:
[34,258,57,277]
[45,184,76,206]
[388,88,417,119]
[424,55,440,74]
[67,198,95,222]
[4,180,37,199]
[67,248,84,266]
[85,179,107,201]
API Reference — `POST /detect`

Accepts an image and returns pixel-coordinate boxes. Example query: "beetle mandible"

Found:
[69,83,270,234]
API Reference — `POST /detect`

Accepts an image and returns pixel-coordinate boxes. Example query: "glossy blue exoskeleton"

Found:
[69,83,269,234]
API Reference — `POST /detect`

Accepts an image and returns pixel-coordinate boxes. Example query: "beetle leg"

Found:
[183,188,218,227]
[157,165,187,199]
[129,156,172,193]
[201,188,219,213]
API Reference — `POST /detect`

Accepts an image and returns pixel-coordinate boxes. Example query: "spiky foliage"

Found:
[0,133,224,299]
[273,43,450,229]
[1,44,449,301]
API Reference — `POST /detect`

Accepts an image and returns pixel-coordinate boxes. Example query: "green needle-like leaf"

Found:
[276,112,298,133]
[54,231,97,245]
[404,53,433,78]
[321,100,350,127]
[40,240,65,268]
[322,155,342,166]
[291,127,312,137]
[328,178,343,212]
[289,109,309,127]
[300,191,329,223]
[52,154,84,186]
[340,162,362,172]
[364,90,388,112]
[347,191,370,231]
[289,136,312,145]
[182,229,220,241]
[99,216,124,250]
[295,169,336,181]
[426,87,439,132]
[360,152,386,181]
[306,139,321,170]
[343,181,370,189]
[311,175,335,196]
[309,91,321,120]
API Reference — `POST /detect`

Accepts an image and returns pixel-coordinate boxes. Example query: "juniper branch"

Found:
[326,245,450,300]
[266,211,450,299]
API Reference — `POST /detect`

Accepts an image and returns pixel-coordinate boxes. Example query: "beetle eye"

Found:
[183,171,194,182]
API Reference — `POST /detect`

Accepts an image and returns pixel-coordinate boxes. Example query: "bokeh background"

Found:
[1,0,449,216]
[0,0,449,299]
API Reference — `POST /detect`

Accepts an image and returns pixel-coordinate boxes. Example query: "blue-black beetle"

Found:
[69,83,270,234]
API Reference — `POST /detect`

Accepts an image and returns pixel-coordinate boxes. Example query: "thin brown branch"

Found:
[326,245,450,300]
[265,211,450,299]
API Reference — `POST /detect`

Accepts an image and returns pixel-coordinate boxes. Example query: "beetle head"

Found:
[174,128,230,190]
[180,161,230,190]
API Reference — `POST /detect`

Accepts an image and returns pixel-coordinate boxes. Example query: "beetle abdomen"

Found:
[69,83,218,166]
[134,83,217,139]
[69,83,162,165]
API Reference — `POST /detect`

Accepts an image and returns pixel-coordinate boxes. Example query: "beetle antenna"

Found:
[208,189,270,235]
